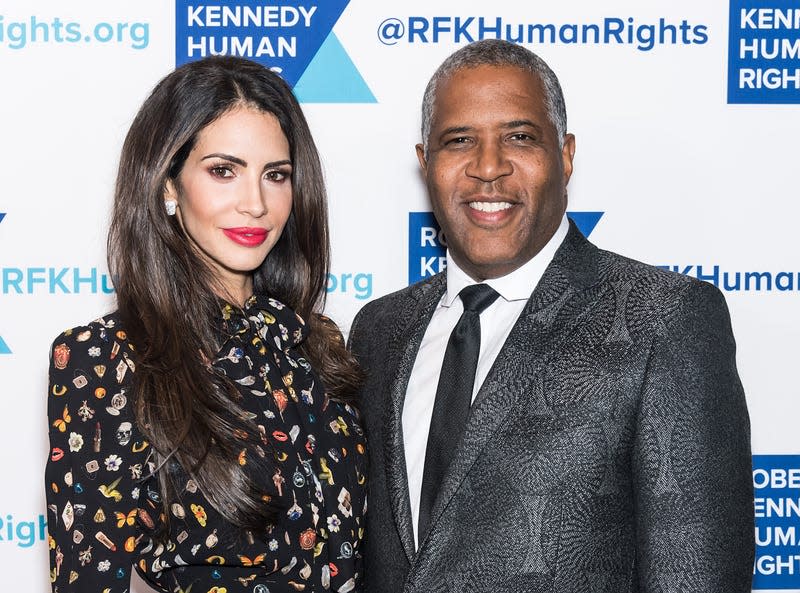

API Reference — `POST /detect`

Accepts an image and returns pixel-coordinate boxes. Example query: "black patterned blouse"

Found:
[45,296,367,593]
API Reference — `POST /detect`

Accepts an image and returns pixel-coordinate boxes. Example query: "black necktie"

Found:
[418,283,500,539]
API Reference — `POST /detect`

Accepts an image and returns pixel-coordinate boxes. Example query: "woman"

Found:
[45,56,366,593]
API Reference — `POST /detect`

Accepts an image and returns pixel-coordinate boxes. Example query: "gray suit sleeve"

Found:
[347,303,373,365]
[633,280,754,592]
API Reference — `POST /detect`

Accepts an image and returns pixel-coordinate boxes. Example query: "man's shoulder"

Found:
[559,224,700,294]
[349,273,444,347]
[590,243,725,312]
[355,273,443,322]
[594,245,685,283]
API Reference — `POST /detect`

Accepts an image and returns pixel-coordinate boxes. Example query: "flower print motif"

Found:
[191,503,208,527]
[104,454,122,472]
[222,346,243,364]
[258,363,270,380]
[327,514,341,533]
[68,432,84,452]
[98,560,111,572]
[268,539,279,551]
[279,324,289,342]
[132,487,140,500]
[88,346,101,358]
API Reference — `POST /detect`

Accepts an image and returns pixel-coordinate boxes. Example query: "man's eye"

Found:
[509,133,534,142]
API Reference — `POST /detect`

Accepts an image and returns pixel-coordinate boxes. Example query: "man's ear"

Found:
[415,143,427,174]
[561,133,576,186]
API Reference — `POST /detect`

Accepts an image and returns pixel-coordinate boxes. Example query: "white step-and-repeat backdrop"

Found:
[1,1,798,591]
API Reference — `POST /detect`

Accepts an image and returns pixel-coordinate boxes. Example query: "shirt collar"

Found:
[442,214,569,307]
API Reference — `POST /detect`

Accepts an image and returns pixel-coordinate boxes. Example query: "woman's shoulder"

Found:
[52,311,122,341]
[51,311,132,358]
[49,311,136,392]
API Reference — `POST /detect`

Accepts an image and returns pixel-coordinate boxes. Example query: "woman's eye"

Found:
[210,166,234,178]
[265,169,291,182]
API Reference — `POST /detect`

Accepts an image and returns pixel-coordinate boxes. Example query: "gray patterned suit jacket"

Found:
[348,222,754,593]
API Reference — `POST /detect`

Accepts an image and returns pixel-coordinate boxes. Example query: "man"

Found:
[349,39,753,592]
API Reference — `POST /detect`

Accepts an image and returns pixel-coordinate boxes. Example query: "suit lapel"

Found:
[419,223,603,549]
[382,274,446,562]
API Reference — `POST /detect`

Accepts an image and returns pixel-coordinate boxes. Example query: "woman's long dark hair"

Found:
[107,56,362,530]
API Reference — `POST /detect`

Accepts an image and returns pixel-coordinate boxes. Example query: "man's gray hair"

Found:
[420,39,568,155]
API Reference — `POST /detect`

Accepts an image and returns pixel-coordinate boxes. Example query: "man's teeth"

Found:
[469,201,512,212]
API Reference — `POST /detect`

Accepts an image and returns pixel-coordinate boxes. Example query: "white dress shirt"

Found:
[401,214,569,547]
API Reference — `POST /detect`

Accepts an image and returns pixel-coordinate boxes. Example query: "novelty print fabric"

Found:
[46,296,366,592]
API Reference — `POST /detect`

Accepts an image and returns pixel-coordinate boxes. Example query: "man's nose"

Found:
[465,141,513,181]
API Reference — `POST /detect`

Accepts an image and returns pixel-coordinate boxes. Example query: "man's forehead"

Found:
[439,63,543,91]
[431,66,549,125]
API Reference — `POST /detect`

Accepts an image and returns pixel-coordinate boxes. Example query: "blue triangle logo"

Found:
[294,32,376,103]
[0,336,11,355]
[174,0,351,88]
[567,211,603,237]
[0,213,5,224]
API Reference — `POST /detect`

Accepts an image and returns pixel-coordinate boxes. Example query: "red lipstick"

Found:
[222,227,268,247]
